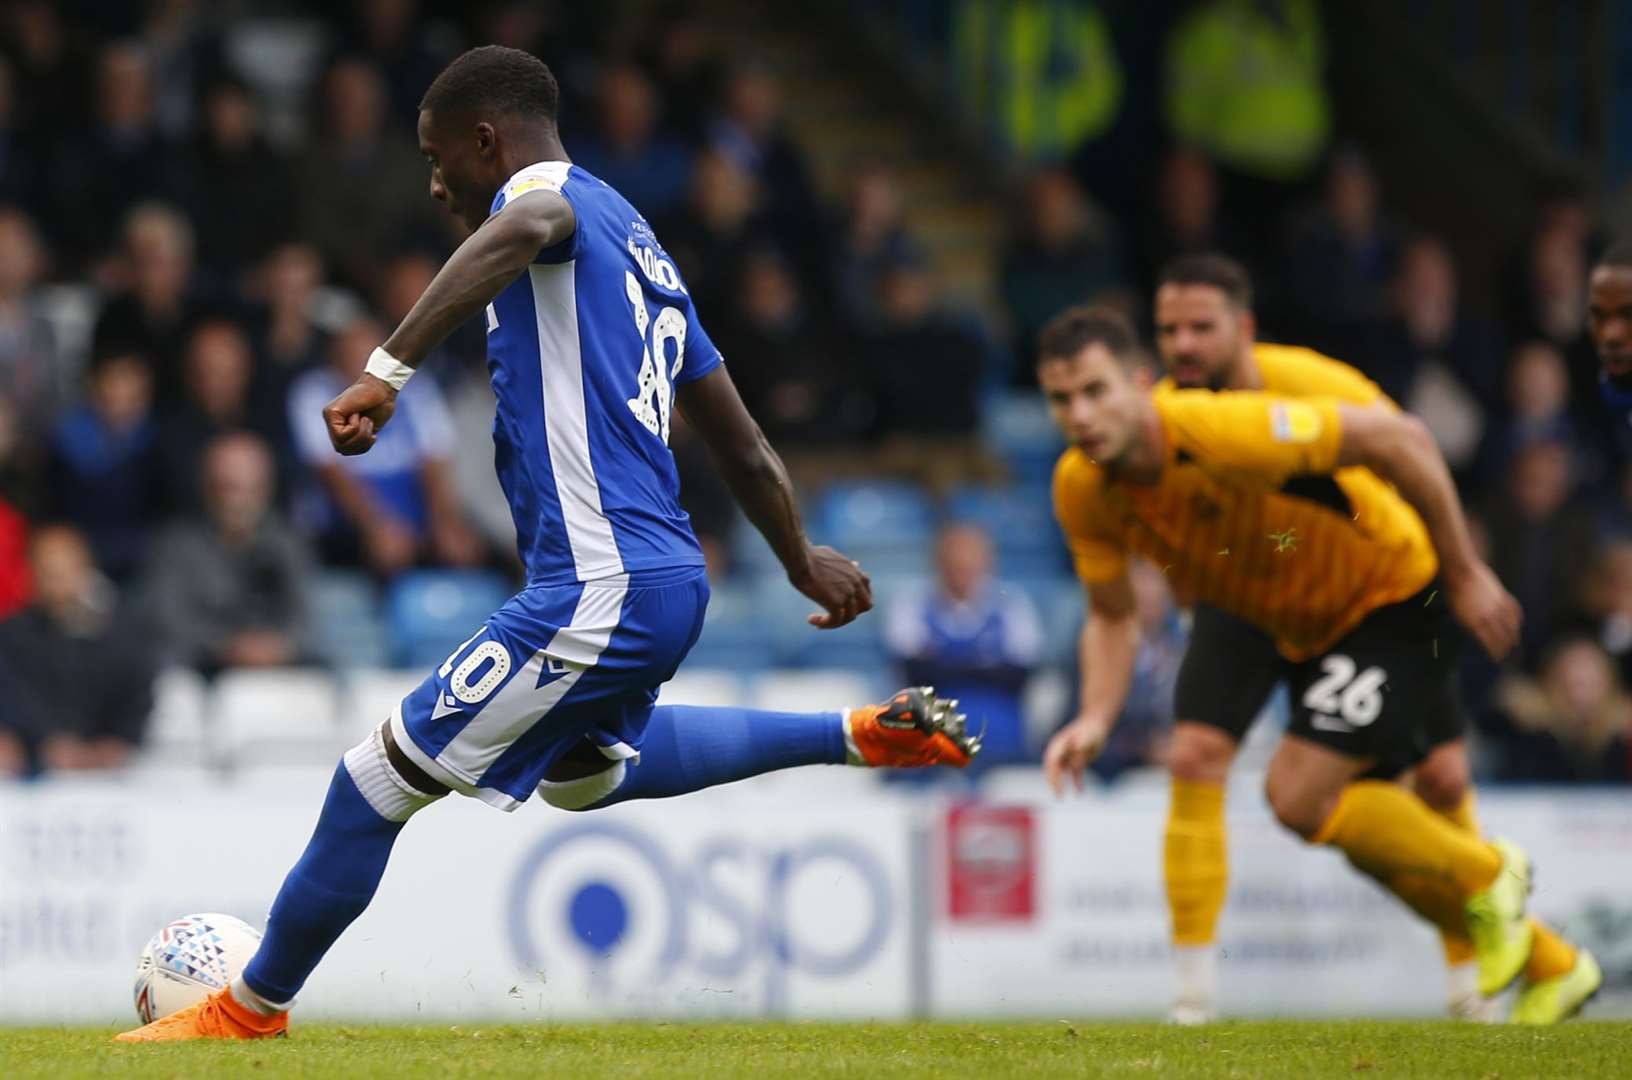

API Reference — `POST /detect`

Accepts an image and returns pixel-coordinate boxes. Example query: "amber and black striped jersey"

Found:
[1053,381,1437,662]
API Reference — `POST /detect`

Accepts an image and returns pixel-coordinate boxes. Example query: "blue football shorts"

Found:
[390,565,709,810]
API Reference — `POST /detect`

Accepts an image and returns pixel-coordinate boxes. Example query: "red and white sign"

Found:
[945,803,1036,922]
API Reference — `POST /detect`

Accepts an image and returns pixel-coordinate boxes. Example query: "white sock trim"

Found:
[230,975,291,1016]
[342,727,440,822]
[841,708,861,765]
[537,761,626,810]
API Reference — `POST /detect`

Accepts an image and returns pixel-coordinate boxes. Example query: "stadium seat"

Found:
[996,544,1072,582]
[682,634,779,672]
[945,484,1056,541]
[213,668,343,771]
[684,580,779,671]
[784,615,886,672]
[749,577,894,671]
[945,483,1071,578]
[136,667,213,767]
[842,544,936,579]
[981,392,1065,482]
[308,570,389,670]
[999,573,1081,663]
[338,668,427,741]
[655,669,748,708]
[751,578,830,665]
[728,514,783,576]
[813,481,937,551]
[384,570,514,669]
[866,571,931,607]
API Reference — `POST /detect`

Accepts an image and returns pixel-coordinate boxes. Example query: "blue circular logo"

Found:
[507,821,684,978]
[567,880,629,956]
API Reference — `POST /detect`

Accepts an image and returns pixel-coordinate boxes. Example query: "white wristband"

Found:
[364,347,415,391]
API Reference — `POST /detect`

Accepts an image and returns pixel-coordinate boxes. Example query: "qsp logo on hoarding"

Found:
[944,804,1036,922]
[505,820,894,1010]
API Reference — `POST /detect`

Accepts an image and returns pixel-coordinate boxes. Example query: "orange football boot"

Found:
[846,686,979,767]
[115,986,288,1043]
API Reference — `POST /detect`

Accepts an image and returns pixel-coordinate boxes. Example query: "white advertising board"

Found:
[930,781,1632,1018]
[2,773,1626,1023]
[0,772,914,1023]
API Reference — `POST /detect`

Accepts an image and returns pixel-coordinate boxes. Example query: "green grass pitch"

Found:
[4,1021,1630,1079]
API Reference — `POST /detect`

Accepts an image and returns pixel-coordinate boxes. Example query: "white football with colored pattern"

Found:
[133,913,262,1023]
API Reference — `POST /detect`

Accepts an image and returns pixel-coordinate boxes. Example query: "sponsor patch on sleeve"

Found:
[502,162,570,202]
[506,177,552,198]
[1269,401,1322,444]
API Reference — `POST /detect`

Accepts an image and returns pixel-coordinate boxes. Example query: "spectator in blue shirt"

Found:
[287,315,484,577]
[45,349,163,581]
[884,522,1043,766]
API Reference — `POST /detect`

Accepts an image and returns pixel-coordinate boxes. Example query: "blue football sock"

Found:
[590,705,848,806]
[240,763,406,1005]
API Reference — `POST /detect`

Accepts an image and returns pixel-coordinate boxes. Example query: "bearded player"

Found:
[1149,254,1498,1022]
[1038,304,1600,1025]
[117,46,976,1043]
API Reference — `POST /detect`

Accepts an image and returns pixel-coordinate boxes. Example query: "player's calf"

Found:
[535,690,977,813]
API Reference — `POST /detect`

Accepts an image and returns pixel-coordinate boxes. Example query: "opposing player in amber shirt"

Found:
[1039,301,1595,1024]
[1129,254,1589,1024]
[1057,383,1435,657]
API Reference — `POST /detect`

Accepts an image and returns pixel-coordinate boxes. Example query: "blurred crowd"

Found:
[0,0,1626,787]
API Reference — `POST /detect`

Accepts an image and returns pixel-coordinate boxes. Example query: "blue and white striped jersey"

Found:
[484,161,721,586]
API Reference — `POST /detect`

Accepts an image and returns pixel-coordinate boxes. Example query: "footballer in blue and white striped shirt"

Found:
[117,44,978,1043]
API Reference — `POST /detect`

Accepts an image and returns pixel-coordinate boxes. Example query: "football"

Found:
[132,913,263,1023]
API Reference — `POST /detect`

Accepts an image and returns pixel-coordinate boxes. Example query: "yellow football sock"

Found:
[1430,790,1480,966]
[1164,779,1228,947]
[1312,781,1502,928]
[1525,920,1578,983]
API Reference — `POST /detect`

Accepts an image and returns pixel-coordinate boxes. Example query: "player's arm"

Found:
[675,365,871,629]
[1336,404,1521,658]
[1042,574,1140,796]
[323,191,576,456]
[382,192,573,366]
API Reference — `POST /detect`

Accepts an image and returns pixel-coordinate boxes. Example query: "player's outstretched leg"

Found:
[1269,738,1537,999]
[1302,780,1535,998]
[539,688,977,810]
[116,727,443,1042]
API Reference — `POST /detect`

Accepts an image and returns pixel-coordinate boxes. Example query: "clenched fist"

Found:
[323,372,398,456]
